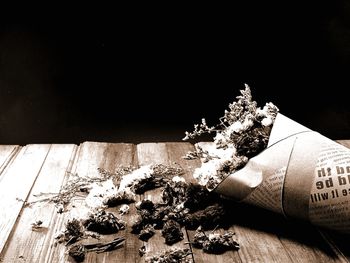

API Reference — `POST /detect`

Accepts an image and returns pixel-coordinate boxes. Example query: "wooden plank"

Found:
[196,142,294,263]
[196,141,350,263]
[0,145,21,176]
[272,140,350,262]
[0,140,348,262]
[0,144,51,254]
[137,143,192,261]
[166,142,242,263]
[89,142,139,263]
[230,212,292,263]
[40,142,138,263]
[336,140,350,149]
[232,204,347,263]
[277,218,348,263]
[0,144,78,263]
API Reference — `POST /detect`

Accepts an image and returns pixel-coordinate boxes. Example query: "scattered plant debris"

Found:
[192,227,239,254]
[139,224,156,241]
[31,220,44,231]
[103,190,135,207]
[68,244,86,262]
[139,245,147,257]
[145,247,193,263]
[183,204,226,230]
[161,219,184,245]
[84,237,125,253]
[56,219,84,245]
[130,176,234,247]
[43,151,242,262]
[83,210,125,234]
[119,204,130,215]
[68,237,125,262]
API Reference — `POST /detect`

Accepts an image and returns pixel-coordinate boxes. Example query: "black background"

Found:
[1,2,350,144]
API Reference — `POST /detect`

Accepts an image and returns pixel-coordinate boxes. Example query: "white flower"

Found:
[228,121,243,133]
[256,107,267,117]
[257,103,279,123]
[193,153,234,187]
[119,204,130,215]
[118,165,152,191]
[85,179,116,209]
[242,117,254,130]
[263,102,279,116]
[175,202,185,212]
[208,233,220,240]
[193,160,221,186]
[214,132,230,147]
[214,132,225,143]
[261,117,273,126]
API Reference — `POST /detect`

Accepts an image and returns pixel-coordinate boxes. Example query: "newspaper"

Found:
[214,113,350,233]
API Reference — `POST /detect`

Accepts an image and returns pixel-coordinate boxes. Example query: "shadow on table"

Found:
[221,201,350,260]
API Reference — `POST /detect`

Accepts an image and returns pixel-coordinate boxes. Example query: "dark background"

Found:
[1,2,350,145]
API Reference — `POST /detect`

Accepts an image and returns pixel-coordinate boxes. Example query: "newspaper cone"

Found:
[214,113,350,233]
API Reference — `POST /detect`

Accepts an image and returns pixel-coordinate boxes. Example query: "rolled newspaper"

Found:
[214,113,350,233]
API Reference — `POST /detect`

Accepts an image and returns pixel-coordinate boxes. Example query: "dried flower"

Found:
[183,84,279,190]
[139,245,147,257]
[161,178,188,206]
[68,244,86,262]
[131,216,145,235]
[139,224,156,241]
[136,199,156,212]
[103,190,135,207]
[182,151,200,160]
[182,145,218,163]
[68,237,125,262]
[202,232,240,254]
[183,204,226,230]
[183,184,220,212]
[31,220,44,231]
[28,166,135,212]
[192,226,208,248]
[119,204,130,215]
[56,219,84,245]
[192,227,240,254]
[83,210,125,234]
[161,219,184,245]
[145,247,193,263]
[118,164,184,195]
[183,118,216,140]
[130,176,232,247]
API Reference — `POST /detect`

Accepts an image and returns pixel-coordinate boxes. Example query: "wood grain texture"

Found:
[336,140,350,149]
[196,142,339,263]
[137,143,192,262]
[274,215,348,263]
[88,142,139,263]
[0,144,51,254]
[1,144,77,263]
[166,142,243,263]
[0,145,21,176]
[42,142,138,263]
[1,141,350,262]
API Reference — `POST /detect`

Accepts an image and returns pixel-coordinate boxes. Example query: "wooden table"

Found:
[1,141,350,263]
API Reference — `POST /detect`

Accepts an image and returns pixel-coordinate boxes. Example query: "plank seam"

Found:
[317,230,349,263]
[38,144,80,263]
[0,144,53,256]
[0,146,22,176]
